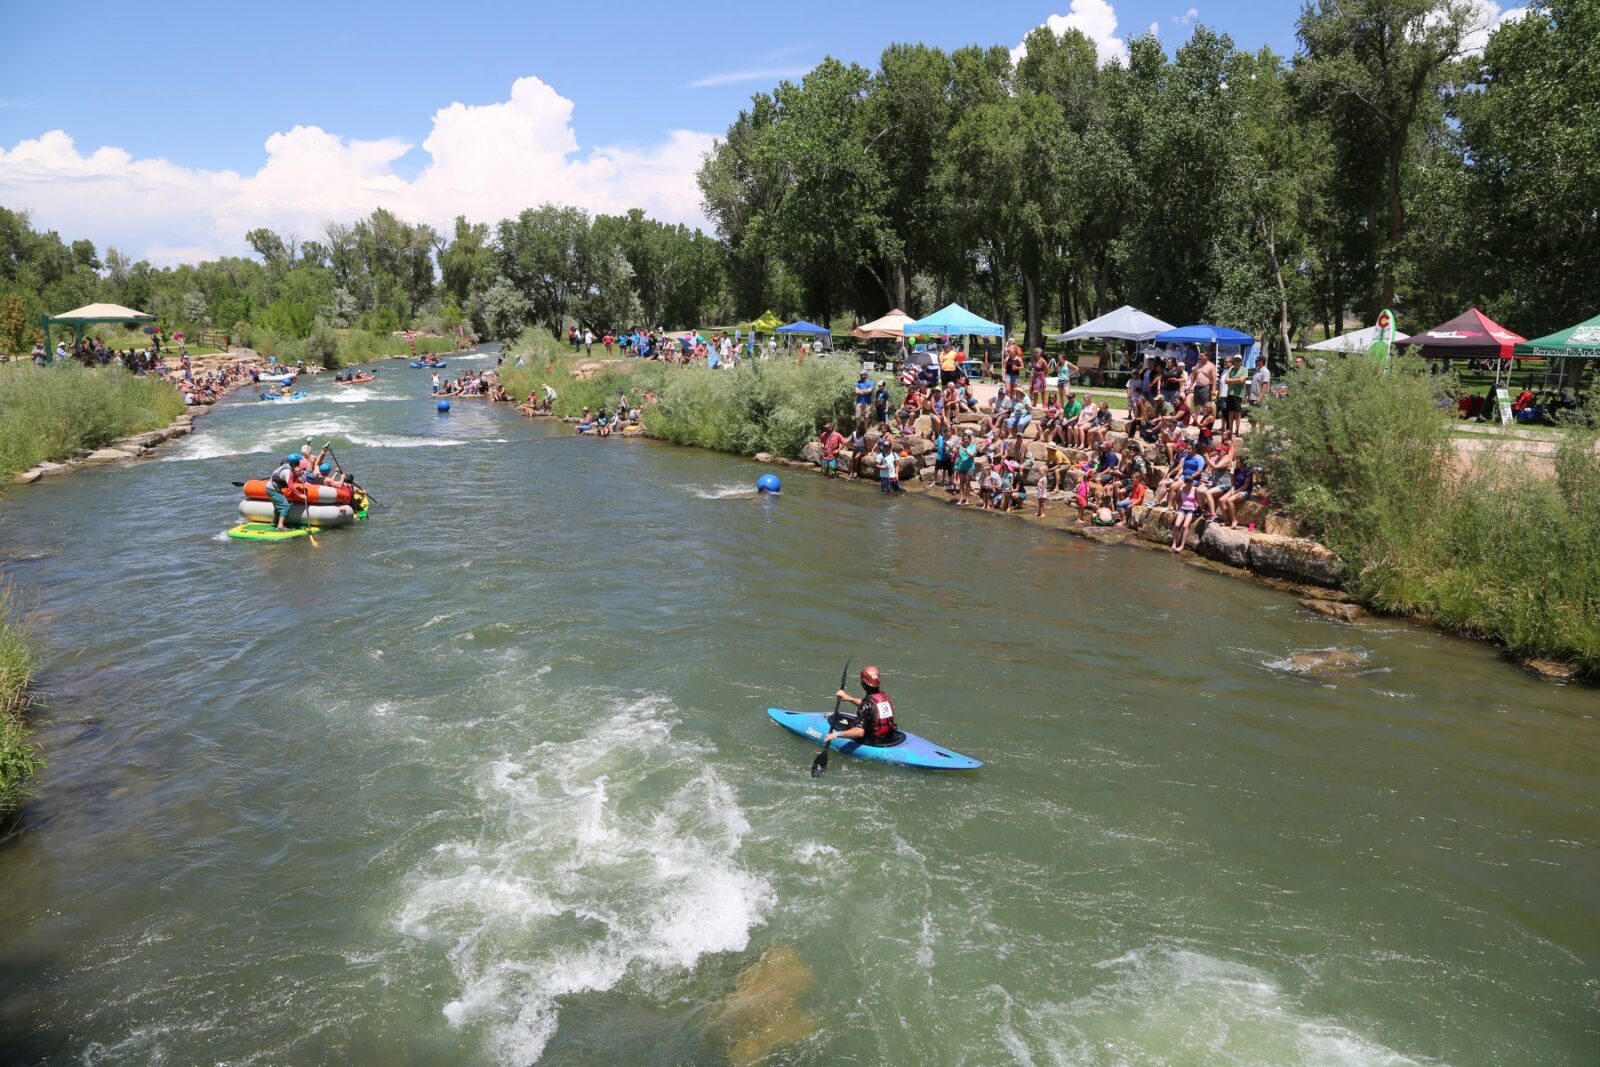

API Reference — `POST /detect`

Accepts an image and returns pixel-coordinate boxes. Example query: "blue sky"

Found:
[0,0,1508,263]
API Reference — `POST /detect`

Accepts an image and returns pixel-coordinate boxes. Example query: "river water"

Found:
[0,349,1594,1066]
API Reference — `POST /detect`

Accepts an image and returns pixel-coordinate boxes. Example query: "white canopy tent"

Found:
[1305,325,1411,353]
[1056,305,1174,343]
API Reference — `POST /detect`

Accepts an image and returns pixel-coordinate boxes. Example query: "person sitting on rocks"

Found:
[1064,399,1096,450]
[848,422,869,479]
[1115,475,1147,528]
[1218,465,1255,528]
[1083,404,1114,452]
[1005,387,1033,439]
[1171,476,1201,552]
[1037,394,1062,444]
[575,408,595,434]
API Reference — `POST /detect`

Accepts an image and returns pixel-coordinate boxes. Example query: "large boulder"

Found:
[799,441,823,466]
[1247,533,1344,587]
[1197,522,1252,568]
[1299,598,1366,623]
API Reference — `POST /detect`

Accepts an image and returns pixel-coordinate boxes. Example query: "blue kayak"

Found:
[410,359,447,369]
[259,391,308,401]
[767,708,982,770]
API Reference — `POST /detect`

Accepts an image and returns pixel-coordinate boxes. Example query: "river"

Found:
[0,348,1594,1066]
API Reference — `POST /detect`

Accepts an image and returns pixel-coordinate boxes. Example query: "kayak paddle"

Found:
[811,657,851,778]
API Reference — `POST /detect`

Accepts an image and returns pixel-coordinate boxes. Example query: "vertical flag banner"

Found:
[1371,309,1396,369]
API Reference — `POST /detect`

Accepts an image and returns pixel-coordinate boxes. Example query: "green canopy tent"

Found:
[1515,313,1600,393]
[41,302,156,361]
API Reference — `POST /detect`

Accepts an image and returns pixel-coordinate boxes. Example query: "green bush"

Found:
[1247,353,1600,675]
[1245,354,1455,599]
[0,585,41,820]
[0,363,186,482]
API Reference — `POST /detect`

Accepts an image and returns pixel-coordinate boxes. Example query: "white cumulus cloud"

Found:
[1011,0,1130,68]
[0,75,717,265]
[1425,0,1529,58]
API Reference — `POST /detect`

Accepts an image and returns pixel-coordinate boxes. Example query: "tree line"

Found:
[1,0,1593,359]
[699,0,1598,353]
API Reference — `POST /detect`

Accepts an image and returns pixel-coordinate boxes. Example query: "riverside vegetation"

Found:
[0,363,186,484]
[0,584,40,820]
[1248,355,1600,678]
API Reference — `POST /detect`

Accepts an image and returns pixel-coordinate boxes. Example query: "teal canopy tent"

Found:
[42,302,157,361]
[901,303,1004,337]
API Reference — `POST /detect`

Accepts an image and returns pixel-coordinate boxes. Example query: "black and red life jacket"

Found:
[861,691,896,742]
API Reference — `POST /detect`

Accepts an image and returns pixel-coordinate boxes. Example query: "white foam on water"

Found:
[1018,946,1435,1066]
[346,432,467,449]
[391,698,767,1065]
[688,483,757,499]
[162,417,359,463]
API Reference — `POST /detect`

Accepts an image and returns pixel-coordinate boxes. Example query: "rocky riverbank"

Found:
[8,348,265,486]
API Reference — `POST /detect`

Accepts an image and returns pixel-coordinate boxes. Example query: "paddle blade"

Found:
[810,748,828,777]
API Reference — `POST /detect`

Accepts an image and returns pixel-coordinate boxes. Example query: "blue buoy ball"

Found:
[756,473,781,494]
[437,399,451,412]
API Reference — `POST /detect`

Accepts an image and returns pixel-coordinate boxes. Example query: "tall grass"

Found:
[0,585,41,820]
[1247,354,1600,676]
[0,363,186,482]
[499,328,858,458]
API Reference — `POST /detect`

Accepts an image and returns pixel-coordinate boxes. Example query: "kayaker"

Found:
[826,665,898,746]
[268,453,300,530]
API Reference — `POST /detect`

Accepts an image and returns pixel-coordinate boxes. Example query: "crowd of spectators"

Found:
[822,337,1271,553]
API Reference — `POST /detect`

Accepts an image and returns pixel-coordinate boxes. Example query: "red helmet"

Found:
[860,665,881,689]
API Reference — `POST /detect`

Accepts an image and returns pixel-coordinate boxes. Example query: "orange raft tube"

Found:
[240,479,355,506]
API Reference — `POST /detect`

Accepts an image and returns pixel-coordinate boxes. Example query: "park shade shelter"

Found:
[1154,324,1256,346]
[41,302,156,360]
[746,311,782,334]
[901,302,1004,338]
[851,308,914,340]
[1306,324,1411,352]
[775,320,831,336]
[1056,304,1173,343]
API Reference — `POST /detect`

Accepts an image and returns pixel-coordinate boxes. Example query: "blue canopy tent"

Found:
[902,303,1004,337]
[1154,324,1256,346]
[775,320,832,335]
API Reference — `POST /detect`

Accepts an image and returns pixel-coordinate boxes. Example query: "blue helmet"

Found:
[288,452,302,463]
[320,462,332,474]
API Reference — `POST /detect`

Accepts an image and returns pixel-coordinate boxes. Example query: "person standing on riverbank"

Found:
[854,372,873,426]
[818,423,845,477]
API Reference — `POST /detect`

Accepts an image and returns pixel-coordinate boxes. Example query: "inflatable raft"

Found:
[410,359,446,369]
[237,500,356,528]
[260,390,308,401]
[333,374,376,385]
[239,479,356,506]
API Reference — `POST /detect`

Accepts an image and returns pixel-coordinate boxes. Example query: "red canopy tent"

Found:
[1393,307,1527,360]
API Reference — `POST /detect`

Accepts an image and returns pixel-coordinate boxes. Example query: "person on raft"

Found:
[268,453,301,530]
[826,665,899,746]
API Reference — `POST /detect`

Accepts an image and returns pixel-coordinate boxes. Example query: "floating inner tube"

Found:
[237,500,355,528]
[239,480,355,506]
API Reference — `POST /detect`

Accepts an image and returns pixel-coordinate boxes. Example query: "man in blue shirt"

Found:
[854,372,874,426]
